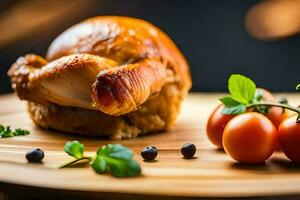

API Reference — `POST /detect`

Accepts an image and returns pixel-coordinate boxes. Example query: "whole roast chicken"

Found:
[8,16,192,139]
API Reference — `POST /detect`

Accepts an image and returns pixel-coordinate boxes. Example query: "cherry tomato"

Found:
[207,88,289,149]
[277,115,300,163]
[206,104,236,148]
[223,112,277,164]
[256,88,290,129]
[256,88,290,151]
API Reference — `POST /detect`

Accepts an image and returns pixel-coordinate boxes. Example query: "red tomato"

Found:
[256,88,290,129]
[207,88,289,149]
[223,112,277,164]
[277,115,300,163]
[206,104,236,148]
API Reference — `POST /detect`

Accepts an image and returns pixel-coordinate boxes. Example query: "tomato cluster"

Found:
[206,89,299,164]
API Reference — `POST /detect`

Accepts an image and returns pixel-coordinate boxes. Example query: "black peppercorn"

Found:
[181,143,196,158]
[26,148,44,163]
[141,146,158,161]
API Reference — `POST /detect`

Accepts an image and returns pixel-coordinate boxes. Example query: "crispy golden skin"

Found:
[93,58,167,115]
[8,16,192,138]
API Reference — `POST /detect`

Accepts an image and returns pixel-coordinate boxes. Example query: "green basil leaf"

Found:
[221,104,246,115]
[108,159,141,178]
[219,96,240,107]
[91,155,107,174]
[64,140,84,159]
[228,74,256,104]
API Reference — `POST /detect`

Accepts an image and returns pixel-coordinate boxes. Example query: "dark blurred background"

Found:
[1,0,300,94]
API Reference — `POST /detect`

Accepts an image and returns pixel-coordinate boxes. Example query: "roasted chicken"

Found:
[8,16,192,139]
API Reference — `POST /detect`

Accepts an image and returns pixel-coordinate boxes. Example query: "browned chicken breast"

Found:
[8,16,192,139]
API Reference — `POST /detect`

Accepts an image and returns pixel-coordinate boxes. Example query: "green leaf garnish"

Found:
[228,74,256,104]
[14,128,30,136]
[60,142,141,178]
[221,104,246,115]
[64,140,84,159]
[0,125,30,138]
[219,96,240,107]
[220,74,257,115]
[220,73,300,116]
[93,144,141,177]
[219,73,300,120]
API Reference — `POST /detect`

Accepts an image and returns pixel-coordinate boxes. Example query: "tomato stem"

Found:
[246,102,300,114]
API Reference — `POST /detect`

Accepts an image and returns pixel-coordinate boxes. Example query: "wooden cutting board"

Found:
[0,93,300,199]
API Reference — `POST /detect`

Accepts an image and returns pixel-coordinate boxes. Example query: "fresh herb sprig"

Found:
[220,74,300,122]
[0,125,30,138]
[59,141,141,178]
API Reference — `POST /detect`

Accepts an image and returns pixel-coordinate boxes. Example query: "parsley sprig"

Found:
[59,141,141,178]
[220,74,300,121]
[0,125,30,138]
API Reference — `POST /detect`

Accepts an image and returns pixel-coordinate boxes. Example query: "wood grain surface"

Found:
[0,93,300,199]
